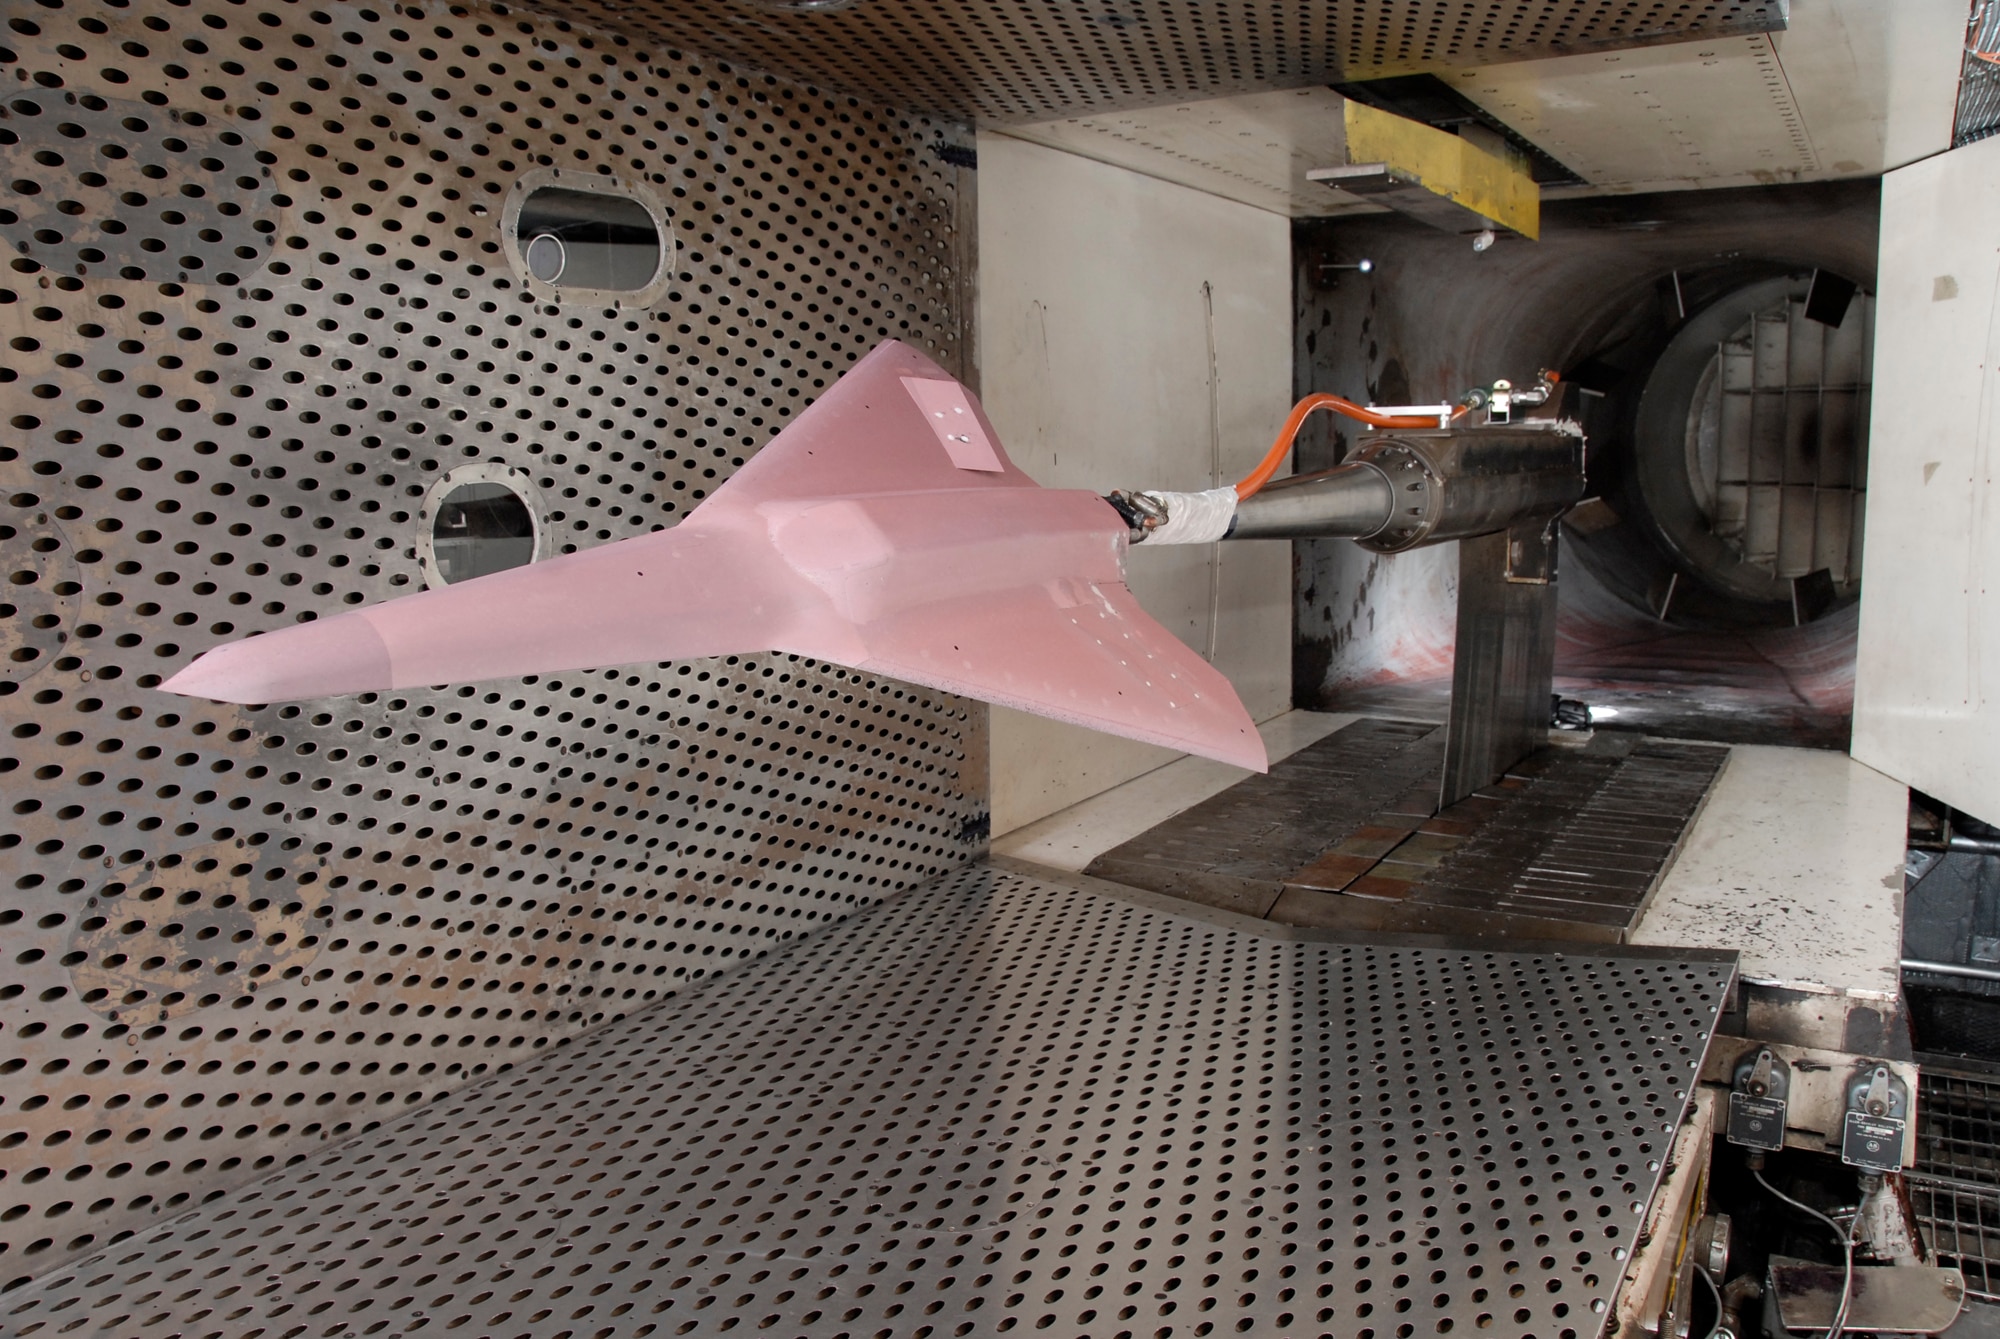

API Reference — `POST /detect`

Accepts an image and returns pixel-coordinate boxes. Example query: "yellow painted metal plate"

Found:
[1343,100,1540,239]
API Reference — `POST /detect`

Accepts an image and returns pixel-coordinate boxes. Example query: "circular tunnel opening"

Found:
[1563,267,1871,631]
[1549,263,1871,746]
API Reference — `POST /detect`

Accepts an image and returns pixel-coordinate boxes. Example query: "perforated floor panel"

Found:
[0,860,1734,1339]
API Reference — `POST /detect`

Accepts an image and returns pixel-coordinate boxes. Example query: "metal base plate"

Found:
[2,862,1733,1338]
[1086,720,1726,944]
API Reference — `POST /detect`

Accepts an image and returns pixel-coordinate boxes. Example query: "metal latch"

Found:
[1840,1062,1910,1172]
[1726,1048,1790,1151]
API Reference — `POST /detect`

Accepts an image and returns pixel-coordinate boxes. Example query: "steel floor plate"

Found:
[1085,721,1726,944]
[1,862,1735,1339]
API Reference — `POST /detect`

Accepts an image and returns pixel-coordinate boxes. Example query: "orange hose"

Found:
[1233,395,1447,500]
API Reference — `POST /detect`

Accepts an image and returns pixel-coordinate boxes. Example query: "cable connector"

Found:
[1103,489,1165,540]
[1109,488,1238,545]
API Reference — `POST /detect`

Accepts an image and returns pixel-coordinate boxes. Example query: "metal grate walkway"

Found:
[1913,1068,2000,1301]
[0,862,1734,1339]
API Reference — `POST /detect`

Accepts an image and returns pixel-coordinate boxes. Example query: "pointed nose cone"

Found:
[160,614,394,704]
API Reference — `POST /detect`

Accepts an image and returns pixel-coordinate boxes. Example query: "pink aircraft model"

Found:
[162,340,1268,772]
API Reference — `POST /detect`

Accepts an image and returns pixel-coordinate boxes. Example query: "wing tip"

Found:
[1177,722,1269,773]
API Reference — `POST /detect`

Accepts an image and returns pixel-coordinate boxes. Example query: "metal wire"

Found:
[1754,1166,1873,1339]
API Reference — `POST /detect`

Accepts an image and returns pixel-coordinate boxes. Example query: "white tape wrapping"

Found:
[1136,487,1238,544]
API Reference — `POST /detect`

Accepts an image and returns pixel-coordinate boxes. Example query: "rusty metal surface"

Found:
[1084,717,1442,917]
[0,858,1737,1339]
[536,0,1789,126]
[0,0,982,1285]
[1087,719,1726,944]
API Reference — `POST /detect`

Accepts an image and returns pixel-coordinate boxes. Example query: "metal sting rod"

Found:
[1225,462,1397,540]
[1107,372,1576,549]
[1104,377,1586,811]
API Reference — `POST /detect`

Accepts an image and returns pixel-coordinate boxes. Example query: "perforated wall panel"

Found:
[0,0,979,1285]
[561,0,1792,126]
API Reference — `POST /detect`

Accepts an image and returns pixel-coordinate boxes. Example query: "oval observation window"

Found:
[514,186,664,292]
[430,482,536,585]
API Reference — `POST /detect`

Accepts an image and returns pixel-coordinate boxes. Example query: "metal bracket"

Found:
[1770,1258,1966,1335]
[1504,516,1559,584]
[1726,1047,1791,1151]
[1308,101,1541,240]
[1438,526,1559,808]
[1701,1039,1918,1166]
[1842,1062,1912,1173]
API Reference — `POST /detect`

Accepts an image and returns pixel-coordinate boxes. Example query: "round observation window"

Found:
[515,185,664,292]
[430,481,536,585]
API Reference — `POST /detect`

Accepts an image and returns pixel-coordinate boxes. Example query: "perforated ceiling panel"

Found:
[0,861,1736,1339]
[551,0,1791,126]
[0,0,979,1286]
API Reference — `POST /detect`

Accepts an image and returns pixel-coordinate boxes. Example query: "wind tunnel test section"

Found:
[0,0,1990,1336]
[1294,183,1879,748]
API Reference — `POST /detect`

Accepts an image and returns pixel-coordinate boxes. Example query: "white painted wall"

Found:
[977,131,1295,835]
[1852,132,2000,825]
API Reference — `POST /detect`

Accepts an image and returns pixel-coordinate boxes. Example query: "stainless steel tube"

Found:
[1226,461,1396,540]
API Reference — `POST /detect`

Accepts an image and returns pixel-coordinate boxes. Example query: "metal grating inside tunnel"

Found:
[0,861,1735,1339]
[0,0,980,1284]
